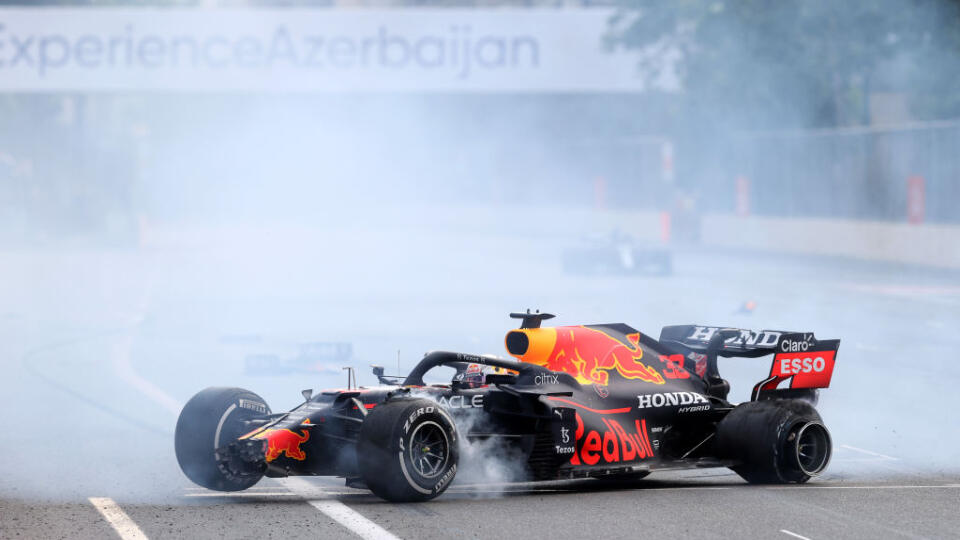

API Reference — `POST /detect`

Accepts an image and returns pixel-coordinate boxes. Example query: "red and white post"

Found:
[735,176,750,217]
[907,175,925,225]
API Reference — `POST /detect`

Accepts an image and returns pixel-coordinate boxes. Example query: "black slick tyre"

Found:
[716,399,831,484]
[357,398,459,502]
[175,387,271,491]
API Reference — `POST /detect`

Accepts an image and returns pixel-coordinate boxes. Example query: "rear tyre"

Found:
[716,399,831,484]
[357,398,459,502]
[175,387,271,491]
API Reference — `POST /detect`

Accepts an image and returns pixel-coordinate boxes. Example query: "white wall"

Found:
[701,214,960,269]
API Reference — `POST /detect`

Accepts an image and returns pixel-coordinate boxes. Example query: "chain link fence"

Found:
[710,120,960,224]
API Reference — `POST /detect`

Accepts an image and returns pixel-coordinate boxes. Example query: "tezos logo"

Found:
[554,426,575,454]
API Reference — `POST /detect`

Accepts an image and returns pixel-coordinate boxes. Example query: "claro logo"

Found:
[779,336,813,352]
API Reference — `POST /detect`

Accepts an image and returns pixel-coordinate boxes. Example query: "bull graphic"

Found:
[518,326,665,386]
[255,428,310,461]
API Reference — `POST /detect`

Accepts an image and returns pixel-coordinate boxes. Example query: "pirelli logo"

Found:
[238,399,268,414]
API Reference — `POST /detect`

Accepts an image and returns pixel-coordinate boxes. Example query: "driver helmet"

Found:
[460,363,513,388]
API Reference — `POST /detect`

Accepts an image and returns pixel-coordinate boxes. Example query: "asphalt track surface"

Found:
[2,225,960,539]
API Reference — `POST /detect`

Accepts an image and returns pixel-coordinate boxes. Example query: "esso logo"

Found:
[778,356,825,375]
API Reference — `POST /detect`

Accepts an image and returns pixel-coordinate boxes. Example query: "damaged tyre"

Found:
[716,399,832,484]
[357,398,459,502]
[175,387,271,491]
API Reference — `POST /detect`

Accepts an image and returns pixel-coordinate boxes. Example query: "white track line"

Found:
[184,486,281,491]
[767,485,959,490]
[114,292,388,540]
[780,530,811,540]
[839,444,897,461]
[89,497,149,540]
[831,458,901,463]
[184,491,301,497]
[112,284,183,417]
[111,334,182,416]
[281,478,401,540]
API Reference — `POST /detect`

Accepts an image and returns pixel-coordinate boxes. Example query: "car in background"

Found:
[562,231,671,276]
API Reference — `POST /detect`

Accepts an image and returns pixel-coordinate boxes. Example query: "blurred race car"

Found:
[244,342,353,376]
[562,231,671,276]
[175,312,839,502]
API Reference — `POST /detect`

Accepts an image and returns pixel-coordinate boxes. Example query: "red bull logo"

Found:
[569,411,655,466]
[506,326,665,386]
[253,428,310,462]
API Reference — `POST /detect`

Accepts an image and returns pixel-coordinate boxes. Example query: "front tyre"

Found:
[175,387,271,491]
[716,399,832,484]
[357,399,459,502]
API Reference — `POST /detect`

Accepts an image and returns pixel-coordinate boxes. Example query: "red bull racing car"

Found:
[175,312,840,502]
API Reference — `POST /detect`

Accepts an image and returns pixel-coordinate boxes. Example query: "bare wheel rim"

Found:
[794,422,831,476]
[408,421,450,479]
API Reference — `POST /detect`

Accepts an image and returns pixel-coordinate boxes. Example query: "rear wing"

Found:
[658,325,840,401]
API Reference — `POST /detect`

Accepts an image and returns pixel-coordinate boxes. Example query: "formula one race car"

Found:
[562,231,672,276]
[175,312,840,502]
